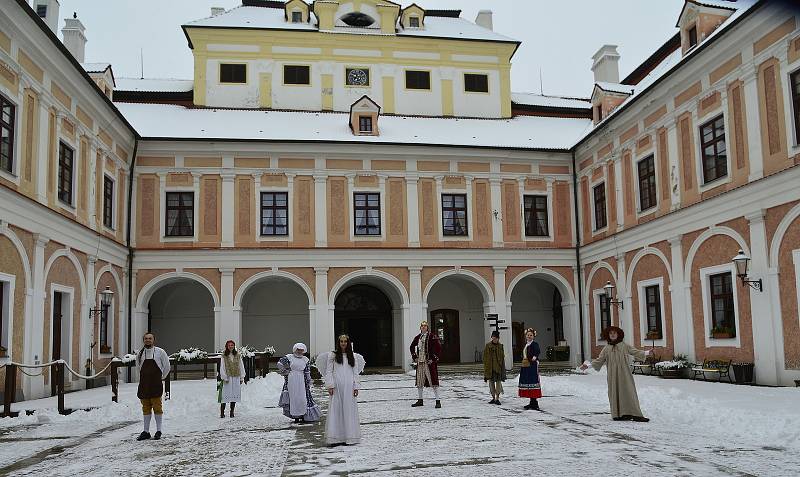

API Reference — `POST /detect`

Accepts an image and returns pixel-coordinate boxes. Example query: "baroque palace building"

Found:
[1,0,799,400]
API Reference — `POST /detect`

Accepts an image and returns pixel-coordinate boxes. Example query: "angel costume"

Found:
[320,351,366,445]
[277,343,321,422]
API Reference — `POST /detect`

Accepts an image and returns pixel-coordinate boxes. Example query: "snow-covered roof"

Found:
[512,93,591,110]
[579,0,757,144]
[594,82,634,95]
[184,5,517,44]
[81,62,111,73]
[115,77,194,93]
[115,102,590,151]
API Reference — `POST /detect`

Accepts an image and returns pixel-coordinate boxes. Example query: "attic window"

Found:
[291,11,302,23]
[341,12,375,27]
[409,16,420,28]
[359,116,373,134]
[688,26,698,49]
[36,4,47,17]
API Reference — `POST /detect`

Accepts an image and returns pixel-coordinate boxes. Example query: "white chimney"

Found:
[475,10,493,31]
[33,0,60,33]
[61,13,87,63]
[591,44,621,84]
[211,7,225,16]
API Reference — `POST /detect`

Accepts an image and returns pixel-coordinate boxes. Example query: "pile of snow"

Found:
[171,347,208,363]
[654,359,690,370]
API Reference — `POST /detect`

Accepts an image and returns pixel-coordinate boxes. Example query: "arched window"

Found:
[340,12,376,27]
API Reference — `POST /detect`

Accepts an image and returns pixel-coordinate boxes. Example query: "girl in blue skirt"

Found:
[518,328,542,410]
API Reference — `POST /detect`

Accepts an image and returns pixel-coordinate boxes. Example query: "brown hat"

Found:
[601,326,624,345]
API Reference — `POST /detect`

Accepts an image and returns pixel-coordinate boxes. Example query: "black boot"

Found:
[220,404,226,418]
[411,399,424,407]
[230,403,235,418]
[136,431,151,441]
[530,399,539,410]
[435,400,441,409]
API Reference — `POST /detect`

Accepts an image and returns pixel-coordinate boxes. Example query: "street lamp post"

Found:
[603,281,624,309]
[86,286,114,378]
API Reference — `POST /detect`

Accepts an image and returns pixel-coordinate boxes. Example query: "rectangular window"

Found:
[700,115,727,184]
[284,65,310,85]
[103,176,114,229]
[57,141,73,205]
[595,104,603,122]
[358,116,373,133]
[219,64,246,84]
[0,94,14,174]
[291,11,303,23]
[688,26,698,48]
[599,294,611,333]
[260,192,289,236]
[442,193,468,236]
[165,192,194,237]
[523,195,548,237]
[644,285,663,340]
[709,272,736,337]
[464,73,489,93]
[637,155,657,211]
[791,70,800,143]
[36,4,47,17]
[353,192,381,236]
[409,16,420,28]
[593,183,607,230]
[99,302,110,354]
[405,70,431,90]
[0,281,5,356]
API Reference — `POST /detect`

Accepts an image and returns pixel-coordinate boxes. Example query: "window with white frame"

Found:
[599,293,611,331]
[260,191,289,236]
[353,192,381,236]
[593,182,607,230]
[708,271,735,338]
[637,155,657,212]
[644,284,663,340]
[0,274,13,358]
[165,191,194,237]
[791,70,800,144]
[103,175,114,229]
[291,10,303,23]
[442,193,468,236]
[58,141,74,205]
[700,115,727,184]
[523,195,548,237]
[98,295,111,354]
[0,93,15,175]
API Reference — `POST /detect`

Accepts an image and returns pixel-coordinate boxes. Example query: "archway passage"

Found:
[241,277,310,356]
[426,276,487,364]
[148,279,214,355]
[510,276,565,361]
[334,284,393,367]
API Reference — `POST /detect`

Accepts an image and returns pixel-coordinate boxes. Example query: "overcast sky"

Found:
[57,0,684,98]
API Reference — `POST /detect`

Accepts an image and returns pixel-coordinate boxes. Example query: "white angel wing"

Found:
[315,352,332,377]
[354,353,366,375]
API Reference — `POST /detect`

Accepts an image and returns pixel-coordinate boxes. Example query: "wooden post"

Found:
[110,362,119,402]
[2,364,18,417]
[56,362,66,415]
[172,362,177,381]
[203,362,208,379]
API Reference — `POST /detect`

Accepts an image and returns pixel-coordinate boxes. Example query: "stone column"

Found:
[407,266,424,370]
[665,118,681,210]
[668,235,692,358]
[740,63,763,181]
[85,255,97,368]
[35,97,51,204]
[313,267,331,356]
[746,210,779,385]
[219,267,237,350]
[221,173,236,248]
[314,174,328,247]
[406,174,420,247]
[492,266,512,370]
[616,253,632,340]
[25,233,49,398]
[489,178,503,247]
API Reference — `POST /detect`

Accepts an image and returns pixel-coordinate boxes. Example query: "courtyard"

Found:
[1,368,798,476]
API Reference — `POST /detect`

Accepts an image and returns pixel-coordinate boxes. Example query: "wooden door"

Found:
[430,309,460,364]
[51,292,62,396]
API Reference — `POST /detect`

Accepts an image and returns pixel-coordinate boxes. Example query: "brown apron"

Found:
[137,356,163,399]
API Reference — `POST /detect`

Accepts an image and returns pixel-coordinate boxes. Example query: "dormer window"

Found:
[341,12,376,27]
[359,116,373,134]
[409,16,420,28]
[291,10,302,23]
[688,25,698,49]
[349,95,380,137]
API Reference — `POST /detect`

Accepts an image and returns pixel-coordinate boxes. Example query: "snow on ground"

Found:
[1,370,798,476]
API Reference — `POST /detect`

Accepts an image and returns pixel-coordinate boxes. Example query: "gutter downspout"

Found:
[125,138,139,383]
[571,149,586,363]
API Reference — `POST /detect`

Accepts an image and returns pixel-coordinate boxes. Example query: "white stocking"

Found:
[433,386,440,400]
[417,387,424,399]
[143,414,151,432]
[154,414,163,432]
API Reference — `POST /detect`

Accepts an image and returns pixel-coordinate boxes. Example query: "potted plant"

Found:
[171,347,209,363]
[0,345,7,359]
[654,354,690,378]
[710,325,735,339]
[731,362,754,384]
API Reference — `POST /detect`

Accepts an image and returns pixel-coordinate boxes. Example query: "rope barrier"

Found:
[61,359,118,380]
[1,358,121,380]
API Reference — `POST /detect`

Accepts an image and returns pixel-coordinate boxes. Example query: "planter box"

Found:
[732,363,754,384]
[711,331,734,339]
[658,368,687,379]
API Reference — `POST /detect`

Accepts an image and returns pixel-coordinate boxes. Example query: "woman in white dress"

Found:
[218,339,246,418]
[323,335,366,446]
[277,343,321,423]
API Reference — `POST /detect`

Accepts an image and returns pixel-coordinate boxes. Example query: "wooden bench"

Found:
[631,354,661,376]
[691,359,732,382]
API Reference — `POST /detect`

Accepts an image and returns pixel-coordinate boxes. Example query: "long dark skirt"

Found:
[518,361,542,398]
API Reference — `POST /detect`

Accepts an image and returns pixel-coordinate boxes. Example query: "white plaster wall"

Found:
[205,59,261,109]
[149,281,215,355]
[426,278,486,363]
[241,279,310,356]
[394,64,443,117]
[271,61,323,111]
[452,68,502,118]
[510,278,559,351]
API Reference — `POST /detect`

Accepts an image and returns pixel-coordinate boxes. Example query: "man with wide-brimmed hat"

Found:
[409,321,442,408]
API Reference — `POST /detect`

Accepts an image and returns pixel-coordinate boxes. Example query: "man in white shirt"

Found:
[135,333,171,441]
